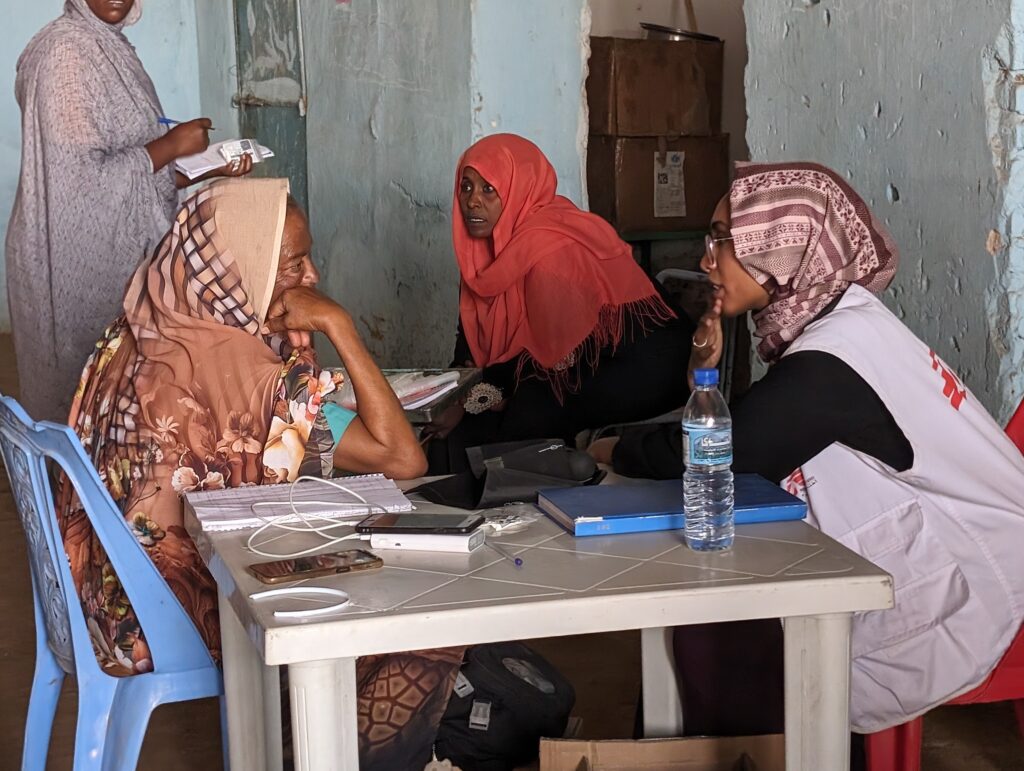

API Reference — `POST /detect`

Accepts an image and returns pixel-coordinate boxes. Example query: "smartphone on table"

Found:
[247,548,383,585]
[355,511,484,535]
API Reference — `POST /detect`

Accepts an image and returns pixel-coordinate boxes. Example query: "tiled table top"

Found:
[187,500,892,665]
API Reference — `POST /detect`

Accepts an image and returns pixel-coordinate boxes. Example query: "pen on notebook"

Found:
[487,539,523,568]
[158,117,217,130]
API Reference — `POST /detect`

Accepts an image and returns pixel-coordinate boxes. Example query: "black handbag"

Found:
[411,438,604,509]
[434,642,576,771]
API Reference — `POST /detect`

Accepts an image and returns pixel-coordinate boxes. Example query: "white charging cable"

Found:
[245,475,382,559]
[249,586,352,619]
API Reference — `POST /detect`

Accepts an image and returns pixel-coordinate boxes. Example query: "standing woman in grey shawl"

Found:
[5,0,252,422]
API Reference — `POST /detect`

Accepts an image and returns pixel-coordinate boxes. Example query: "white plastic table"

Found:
[185,505,892,771]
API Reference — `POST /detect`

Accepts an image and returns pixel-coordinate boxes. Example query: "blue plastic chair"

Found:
[0,396,226,770]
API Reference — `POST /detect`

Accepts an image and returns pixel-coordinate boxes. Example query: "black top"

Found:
[430,281,695,474]
[452,321,519,392]
[451,277,693,397]
[612,349,914,483]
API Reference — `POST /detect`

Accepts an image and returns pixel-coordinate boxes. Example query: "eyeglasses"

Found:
[704,233,734,269]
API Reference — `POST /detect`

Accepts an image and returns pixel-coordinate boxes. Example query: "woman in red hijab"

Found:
[428,134,692,470]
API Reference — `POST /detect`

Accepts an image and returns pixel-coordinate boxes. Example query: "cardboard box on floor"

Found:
[587,36,724,137]
[540,734,783,771]
[587,134,729,233]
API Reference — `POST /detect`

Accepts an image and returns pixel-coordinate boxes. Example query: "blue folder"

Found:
[538,474,807,537]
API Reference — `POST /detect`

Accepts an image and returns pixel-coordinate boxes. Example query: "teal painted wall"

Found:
[471,0,590,207]
[300,1,473,368]
[300,0,589,368]
[1,0,591,370]
[0,0,202,332]
[195,0,240,137]
[745,0,1023,420]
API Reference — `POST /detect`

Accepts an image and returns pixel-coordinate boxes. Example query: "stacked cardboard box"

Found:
[540,733,784,770]
[586,36,729,233]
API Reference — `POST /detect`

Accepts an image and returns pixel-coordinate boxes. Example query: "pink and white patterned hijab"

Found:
[729,162,899,362]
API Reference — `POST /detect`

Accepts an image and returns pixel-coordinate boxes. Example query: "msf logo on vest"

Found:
[929,350,967,411]
[784,468,814,500]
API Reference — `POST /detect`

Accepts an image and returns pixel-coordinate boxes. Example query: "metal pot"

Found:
[640,22,719,43]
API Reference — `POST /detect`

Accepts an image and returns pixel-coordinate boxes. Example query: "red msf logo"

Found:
[930,350,967,411]
[785,468,806,497]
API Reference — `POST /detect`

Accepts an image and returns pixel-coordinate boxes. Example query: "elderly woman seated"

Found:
[55,179,458,770]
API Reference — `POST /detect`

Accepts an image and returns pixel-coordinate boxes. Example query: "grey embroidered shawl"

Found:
[5,0,177,422]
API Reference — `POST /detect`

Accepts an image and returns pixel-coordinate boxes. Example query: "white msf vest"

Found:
[782,285,1024,733]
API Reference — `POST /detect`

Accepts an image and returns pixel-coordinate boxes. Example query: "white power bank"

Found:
[369,530,487,553]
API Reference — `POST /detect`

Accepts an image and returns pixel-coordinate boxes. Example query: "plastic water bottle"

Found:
[682,368,734,551]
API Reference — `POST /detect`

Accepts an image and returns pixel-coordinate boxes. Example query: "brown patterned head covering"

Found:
[729,162,899,361]
[59,178,296,670]
[59,180,465,766]
[115,177,300,492]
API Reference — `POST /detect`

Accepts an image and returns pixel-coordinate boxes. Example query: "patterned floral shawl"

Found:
[56,179,341,673]
[55,179,463,769]
[729,162,899,361]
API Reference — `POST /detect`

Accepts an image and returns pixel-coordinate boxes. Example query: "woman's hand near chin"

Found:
[262,286,350,348]
[688,295,723,389]
[266,289,428,479]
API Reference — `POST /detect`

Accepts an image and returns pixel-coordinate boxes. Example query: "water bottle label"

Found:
[683,427,733,467]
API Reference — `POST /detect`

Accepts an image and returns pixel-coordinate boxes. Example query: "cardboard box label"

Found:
[654,151,686,218]
[586,134,728,232]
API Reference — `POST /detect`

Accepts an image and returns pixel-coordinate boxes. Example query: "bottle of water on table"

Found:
[682,368,734,551]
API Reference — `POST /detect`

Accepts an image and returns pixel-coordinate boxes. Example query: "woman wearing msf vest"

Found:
[589,162,1024,753]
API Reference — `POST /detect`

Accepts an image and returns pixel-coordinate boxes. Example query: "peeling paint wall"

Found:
[301,1,472,367]
[471,0,590,206]
[234,0,309,207]
[0,0,201,332]
[745,0,1024,420]
[986,5,1024,420]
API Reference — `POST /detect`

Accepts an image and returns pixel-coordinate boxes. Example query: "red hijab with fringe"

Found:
[453,133,672,396]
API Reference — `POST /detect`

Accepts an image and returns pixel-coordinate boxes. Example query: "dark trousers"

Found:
[673,620,866,771]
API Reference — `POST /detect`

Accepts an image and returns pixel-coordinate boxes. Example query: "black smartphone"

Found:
[247,548,383,585]
[355,511,484,535]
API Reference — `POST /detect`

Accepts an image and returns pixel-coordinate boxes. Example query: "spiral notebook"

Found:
[185,474,413,532]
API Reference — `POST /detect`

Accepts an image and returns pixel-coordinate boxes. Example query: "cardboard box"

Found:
[540,734,784,771]
[587,36,724,137]
[587,134,729,233]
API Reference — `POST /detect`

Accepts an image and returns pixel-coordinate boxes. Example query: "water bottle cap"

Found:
[693,368,719,386]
